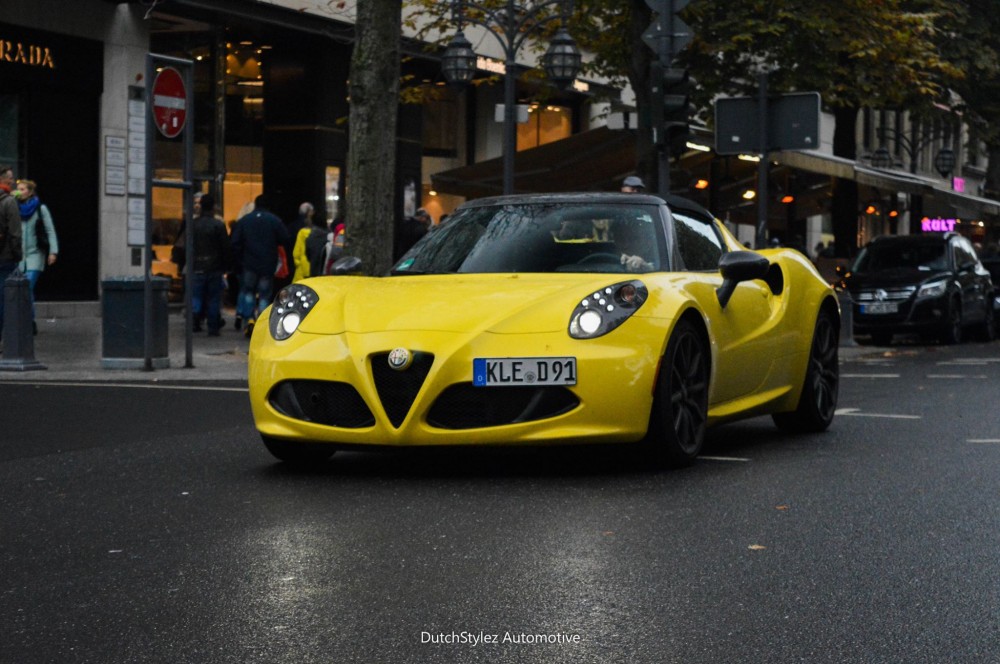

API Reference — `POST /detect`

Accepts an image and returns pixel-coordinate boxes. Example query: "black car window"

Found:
[853,240,948,272]
[671,208,725,271]
[392,203,666,274]
[953,238,978,270]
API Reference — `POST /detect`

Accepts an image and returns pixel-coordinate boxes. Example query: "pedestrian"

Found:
[291,203,317,282]
[306,217,335,277]
[15,179,59,335]
[190,193,231,336]
[0,165,24,347]
[231,194,290,337]
[394,207,432,260]
[621,176,645,193]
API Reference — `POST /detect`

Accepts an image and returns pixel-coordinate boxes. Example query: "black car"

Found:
[845,232,995,345]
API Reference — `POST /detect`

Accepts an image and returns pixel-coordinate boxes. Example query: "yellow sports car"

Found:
[248,193,839,466]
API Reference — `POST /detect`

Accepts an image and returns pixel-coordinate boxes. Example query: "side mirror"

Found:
[331,256,363,275]
[716,251,770,308]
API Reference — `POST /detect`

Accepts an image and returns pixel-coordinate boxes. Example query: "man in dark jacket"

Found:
[190,193,231,336]
[0,165,24,344]
[231,194,289,337]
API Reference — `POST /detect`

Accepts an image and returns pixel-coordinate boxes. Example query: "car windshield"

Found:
[392,202,666,274]
[852,240,948,273]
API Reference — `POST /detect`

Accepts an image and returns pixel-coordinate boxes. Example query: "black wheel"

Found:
[941,299,963,345]
[981,298,996,342]
[261,434,335,465]
[645,319,709,467]
[773,307,839,433]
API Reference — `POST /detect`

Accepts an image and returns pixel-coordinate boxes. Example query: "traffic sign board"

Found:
[151,66,187,139]
[642,15,692,59]
[715,92,821,155]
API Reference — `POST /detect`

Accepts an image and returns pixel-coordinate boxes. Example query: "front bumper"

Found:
[248,319,665,448]
[851,292,951,337]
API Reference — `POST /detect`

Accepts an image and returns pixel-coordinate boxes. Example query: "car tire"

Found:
[941,299,963,345]
[981,298,996,342]
[261,434,335,465]
[773,306,839,433]
[645,319,709,467]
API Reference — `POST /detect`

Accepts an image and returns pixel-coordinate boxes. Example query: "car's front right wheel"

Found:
[773,305,839,433]
[261,434,335,465]
[645,319,709,467]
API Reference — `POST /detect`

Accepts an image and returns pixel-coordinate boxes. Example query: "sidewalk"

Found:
[0,307,250,384]
[1,302,875,384]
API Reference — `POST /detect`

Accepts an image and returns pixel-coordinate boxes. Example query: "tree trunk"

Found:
[347,0,402,276]
[831,104,860,258]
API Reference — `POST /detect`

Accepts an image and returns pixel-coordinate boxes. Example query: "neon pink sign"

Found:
[921,217,956,232]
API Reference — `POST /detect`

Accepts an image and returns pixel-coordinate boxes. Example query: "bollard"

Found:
[0,270,46,371]
[837,289,856,347]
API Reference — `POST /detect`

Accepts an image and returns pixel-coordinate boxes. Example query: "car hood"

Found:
[296,273,666,335]
[847,268,948,291]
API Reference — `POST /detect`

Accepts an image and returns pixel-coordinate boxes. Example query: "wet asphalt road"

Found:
[2,342,999,663]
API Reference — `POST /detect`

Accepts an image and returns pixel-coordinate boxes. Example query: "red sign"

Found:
[151,66,187,139]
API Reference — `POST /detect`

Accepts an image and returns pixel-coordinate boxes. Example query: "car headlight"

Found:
[917,280,948,298]
[269,284,319,340]
[568,280,648,339]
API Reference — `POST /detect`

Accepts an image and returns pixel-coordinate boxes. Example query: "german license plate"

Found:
[861,302,898,314]
[473,357,577,387]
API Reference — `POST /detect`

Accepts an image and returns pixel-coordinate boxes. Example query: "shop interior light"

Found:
[738,154,761,162]
[742,189,756,200]
[781,195,794,204]
[889,210,899,218]
[865,204,878,214]
[694,179,709,190]
[686,142,712,152]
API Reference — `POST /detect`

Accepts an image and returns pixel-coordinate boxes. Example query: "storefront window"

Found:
[517,104,571,151]
[326,166,341,226]
[0,94,19,169]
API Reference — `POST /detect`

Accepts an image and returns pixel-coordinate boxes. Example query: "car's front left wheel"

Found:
[645,319,709,467]
[261,435,335,465]
[773,306,839,433]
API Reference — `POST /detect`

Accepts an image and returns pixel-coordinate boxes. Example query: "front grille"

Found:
[427,384,579,430]
[370,352,435,428]
[855,287,916,302]
[268,380,375,428]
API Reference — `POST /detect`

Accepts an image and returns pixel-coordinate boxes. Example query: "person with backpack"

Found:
[15,179,59,335]
[0,165,24,347]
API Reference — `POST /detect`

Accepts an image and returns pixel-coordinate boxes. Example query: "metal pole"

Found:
[755,70,769,249]
[502,0,516,195]
[183,63,195,368]
[143,54,155,371]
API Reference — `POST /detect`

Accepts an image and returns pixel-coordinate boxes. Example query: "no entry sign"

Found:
[151,66,187,139]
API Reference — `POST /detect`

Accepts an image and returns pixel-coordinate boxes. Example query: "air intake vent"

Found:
[370,352,435,428]
[268,380,375,428]
[427,384,579,430]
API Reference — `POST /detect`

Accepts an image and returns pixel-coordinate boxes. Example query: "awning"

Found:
[431,126,637,199]
[772,149,1000,217]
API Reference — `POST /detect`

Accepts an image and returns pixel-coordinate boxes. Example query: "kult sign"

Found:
[921,217,957,232]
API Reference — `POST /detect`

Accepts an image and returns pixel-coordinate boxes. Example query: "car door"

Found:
[953,237,987,322]
[668,207,778,404]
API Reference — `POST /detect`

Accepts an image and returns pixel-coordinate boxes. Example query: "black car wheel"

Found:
[773,306,839,433]
[981,298,996,342]
[941,299,963,345]
[645,319,709,467]
[261,434,335,465]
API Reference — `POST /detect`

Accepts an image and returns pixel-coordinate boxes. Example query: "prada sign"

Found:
[0,21,102,93]
[0,39,55,68]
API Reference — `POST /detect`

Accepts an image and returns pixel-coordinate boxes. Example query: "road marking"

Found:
[926,374,987,379]
[0,380,248,393]
[938,360,999,366]
[841,373,900,378]
[700,456,750,463]
[835,408,921,419]
[968,439,1000,444]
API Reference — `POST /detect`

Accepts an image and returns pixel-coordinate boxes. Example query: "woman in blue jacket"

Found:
[16,179,59,335]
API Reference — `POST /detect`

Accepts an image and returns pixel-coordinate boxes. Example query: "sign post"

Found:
[145,54,195,371]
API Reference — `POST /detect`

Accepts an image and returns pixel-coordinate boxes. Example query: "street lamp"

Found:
[870,125,954,177]
[441,0,581,195]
